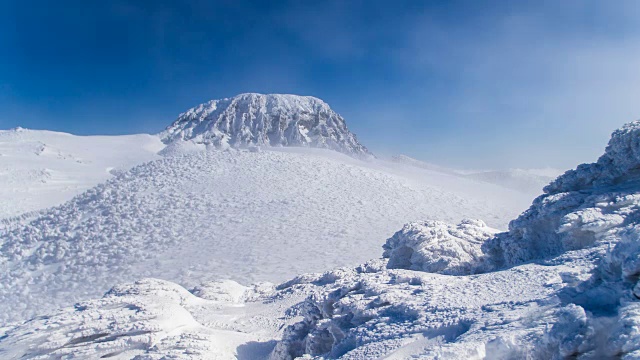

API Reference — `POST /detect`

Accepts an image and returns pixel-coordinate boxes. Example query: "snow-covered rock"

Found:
[488,121,640,269]
[383,219,498,275]
[161,93,372,158]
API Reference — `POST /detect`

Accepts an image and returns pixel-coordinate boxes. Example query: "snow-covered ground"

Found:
[0,143,529,324]
[0,128,163,219]
[3,120,638,359]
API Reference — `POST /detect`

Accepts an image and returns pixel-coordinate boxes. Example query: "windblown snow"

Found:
[0,128,163,219]
[161,93,371,157]
[3,120,638,359]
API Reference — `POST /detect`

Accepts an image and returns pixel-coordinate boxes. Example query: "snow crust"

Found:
[161,93,372,157]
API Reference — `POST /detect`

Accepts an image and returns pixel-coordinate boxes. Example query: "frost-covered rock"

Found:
[383,219,498,275]
[545,121,640,194]
[487,121,640,268]
[161,93,372,158]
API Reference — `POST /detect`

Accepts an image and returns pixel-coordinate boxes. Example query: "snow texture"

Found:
[161,93,372,158]
[0,128,163,218]
[0,147,526,324]
[4,117,640,359]
[382,219,498,275]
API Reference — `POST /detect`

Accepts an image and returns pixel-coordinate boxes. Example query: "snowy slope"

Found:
[161,93,371,157]
[3,120,640,359]
[0,147,528,324]
[0,128,163,219]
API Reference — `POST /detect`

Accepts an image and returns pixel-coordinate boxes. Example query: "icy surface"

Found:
[161,93,371,157]
[0,128,163,218]
[4,119,640,359]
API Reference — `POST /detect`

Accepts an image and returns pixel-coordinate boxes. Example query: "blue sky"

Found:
[1,1,639,170]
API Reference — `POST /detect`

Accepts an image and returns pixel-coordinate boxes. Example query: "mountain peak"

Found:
[161,93,372,157]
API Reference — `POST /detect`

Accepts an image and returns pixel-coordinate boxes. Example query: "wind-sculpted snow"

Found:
[161,93,371,157]
[0,128,163,218]
[0,278,287,359]
[5,121,640,359]
[0,148,522,324]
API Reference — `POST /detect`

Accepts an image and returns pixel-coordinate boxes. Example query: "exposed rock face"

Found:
[161,93,372,157]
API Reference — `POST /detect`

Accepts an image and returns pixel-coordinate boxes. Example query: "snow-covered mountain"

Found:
[3,120,638,359]
[161,93,372,157]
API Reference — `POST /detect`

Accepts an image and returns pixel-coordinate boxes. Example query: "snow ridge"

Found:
[161,93,372,157]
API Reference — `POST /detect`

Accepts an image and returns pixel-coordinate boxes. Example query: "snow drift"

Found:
[161,93,372,157]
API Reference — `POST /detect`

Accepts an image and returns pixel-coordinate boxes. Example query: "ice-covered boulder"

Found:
[383,219,498,275]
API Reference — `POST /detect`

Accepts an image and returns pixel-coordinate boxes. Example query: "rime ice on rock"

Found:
[383,219,498,275]
[161,93,372,158]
